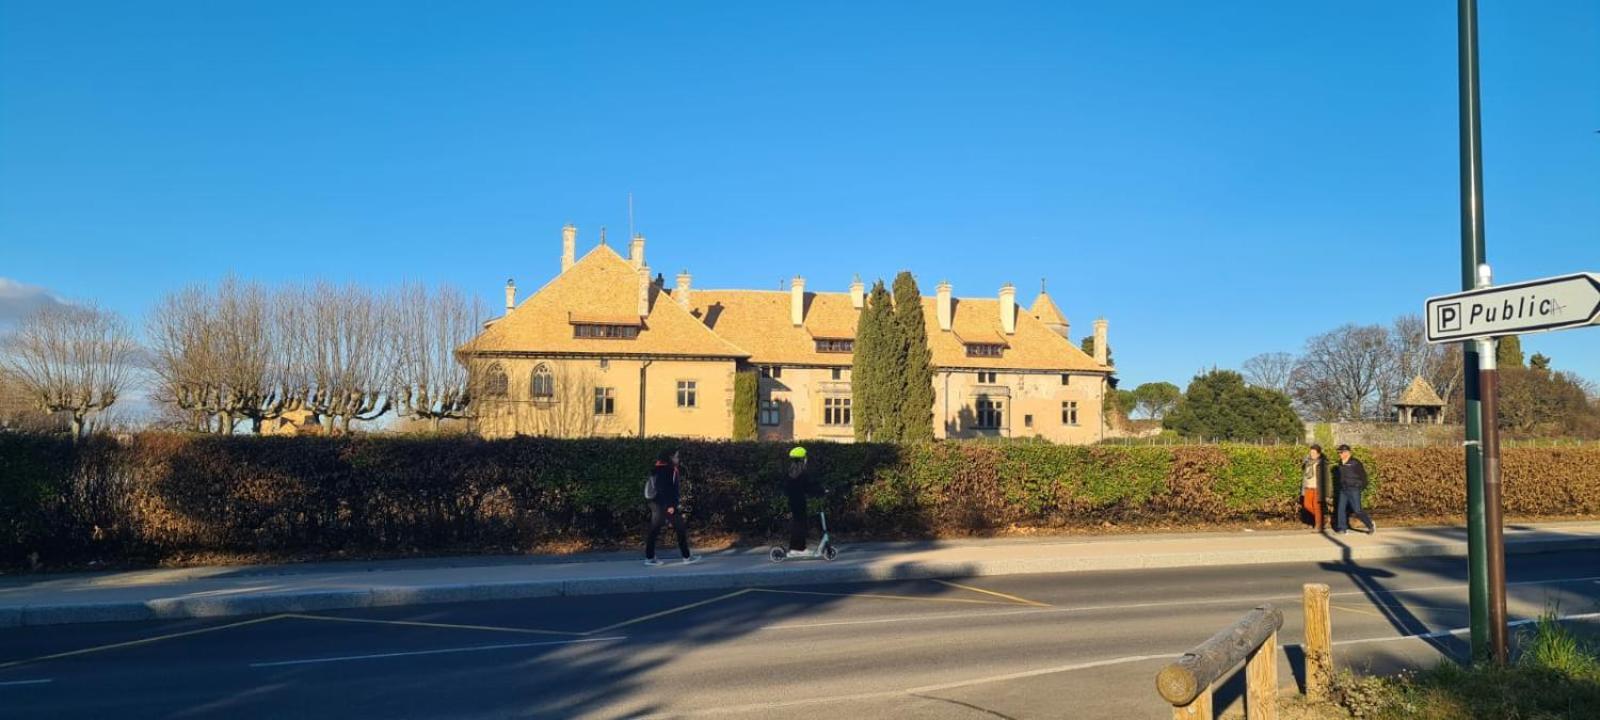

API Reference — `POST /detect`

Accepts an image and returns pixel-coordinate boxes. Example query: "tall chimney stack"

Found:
[790,276,806,327]
[504,278,516,315]
[561,224,577,273]
[629,234,646,269]
[675,270,692,310]
[999,283,1017,335]
[936,281,953,332]
[638,264,652,318]
[1093,318,1109,365]
[849,275,865,310]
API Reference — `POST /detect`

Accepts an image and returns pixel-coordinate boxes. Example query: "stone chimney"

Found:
[999,283,1017,335]
[675,270,692,310]
[790,276,806,327]
[638,264,652,318]
[1093,318,1109,365]
[561,224,577,273]
[629,234,646,269]
[936,281,953,332]
[504,278,516,315]
[850,275,865,310]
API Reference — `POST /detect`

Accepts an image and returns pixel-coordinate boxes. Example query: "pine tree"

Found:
[852,281,898,442]
[892,271,935,442]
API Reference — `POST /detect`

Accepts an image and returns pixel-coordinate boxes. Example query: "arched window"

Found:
[531,364,555,400]
[483,363,508,397]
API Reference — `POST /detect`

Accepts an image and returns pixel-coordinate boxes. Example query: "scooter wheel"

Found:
[821,544,838,562]
[768,546,788,563]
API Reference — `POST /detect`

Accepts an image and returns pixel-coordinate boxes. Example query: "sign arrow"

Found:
[1425,272,1600,344]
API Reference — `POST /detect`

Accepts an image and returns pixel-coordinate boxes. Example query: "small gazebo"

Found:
[1394,376,1445,424]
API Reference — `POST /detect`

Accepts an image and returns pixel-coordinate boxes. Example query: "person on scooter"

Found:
[784,446,823,554]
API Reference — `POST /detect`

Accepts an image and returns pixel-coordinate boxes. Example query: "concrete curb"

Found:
[4,535,1595,628]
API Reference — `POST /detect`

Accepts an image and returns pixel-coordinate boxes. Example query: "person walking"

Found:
[1301,444,1328,531]
[783,447,822,554]
[644,448,701,566]
[1333,444,1376,535]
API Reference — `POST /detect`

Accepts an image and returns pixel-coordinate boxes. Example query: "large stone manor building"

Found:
[457,226,1115,443]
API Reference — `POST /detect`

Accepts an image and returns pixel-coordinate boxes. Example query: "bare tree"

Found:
[393,282,483,432]
[148,277,299,434]
[1389,313,1462,416]
[1241,352,1297,394]
[516,364,604,438]
[1290,324,1397,421]
[281,281,397,433]
[2,303,139,440]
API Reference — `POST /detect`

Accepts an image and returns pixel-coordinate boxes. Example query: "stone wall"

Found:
[1307,421,1463,448]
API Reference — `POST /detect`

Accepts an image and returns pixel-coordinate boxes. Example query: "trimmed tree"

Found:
[852,281,898,442]
[891,271,935,442]
[1164,369,1304,443]
[732,369,757,440]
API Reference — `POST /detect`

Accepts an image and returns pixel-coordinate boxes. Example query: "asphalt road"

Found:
[4,548,1600,719]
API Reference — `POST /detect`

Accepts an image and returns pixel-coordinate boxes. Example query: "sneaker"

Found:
[1336,530,1349,535]
[1368,522,1377,535]
[682,555,702,566]
[643,559,664,567]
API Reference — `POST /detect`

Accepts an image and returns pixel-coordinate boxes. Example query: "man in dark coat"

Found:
[644,448,701,566]
[1334,444,1376,535]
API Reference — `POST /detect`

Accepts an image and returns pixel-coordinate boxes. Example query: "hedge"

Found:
[3,433,1598,568]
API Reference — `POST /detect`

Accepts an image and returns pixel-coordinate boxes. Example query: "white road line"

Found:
[248,636,625,668]
[633,612,1600,719]
[746,572,1600,633]
[0,678,54,688]
[630,653,1173,718]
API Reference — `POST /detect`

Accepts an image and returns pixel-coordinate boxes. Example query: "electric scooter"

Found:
[768,507,838,562]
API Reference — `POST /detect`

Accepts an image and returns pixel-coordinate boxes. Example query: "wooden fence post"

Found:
[1172,692,1211,720]
[1245,630,1278,719]
[1303,583,1333,701]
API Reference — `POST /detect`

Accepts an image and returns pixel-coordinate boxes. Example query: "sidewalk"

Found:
[3,521,1598,628]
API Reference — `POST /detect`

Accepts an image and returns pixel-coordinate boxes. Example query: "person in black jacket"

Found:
[784,447,822,553]
[644,448,700,566]
[1333,444,1376,535]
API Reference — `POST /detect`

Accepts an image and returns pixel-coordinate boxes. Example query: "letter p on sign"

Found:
[1439,303,1462,332]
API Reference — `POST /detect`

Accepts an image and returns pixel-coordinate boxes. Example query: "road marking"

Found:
[281,613,585,637]
[635,611,1600,719]
[631,652,1172,718]
[755,607,1051,631]
[248,636,624,668]
[0,679,53,688]
[0,614,292,670]
[933,579,1052,608]
[582,589,753,636]
[749,587,1017,607]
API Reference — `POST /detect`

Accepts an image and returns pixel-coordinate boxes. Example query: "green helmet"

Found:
[789,446,807,459]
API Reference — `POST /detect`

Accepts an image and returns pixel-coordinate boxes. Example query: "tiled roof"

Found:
[460,245,749,359]
[1031,292,1068,326]
[1397,376,1445,407]
[690,289,1108,372]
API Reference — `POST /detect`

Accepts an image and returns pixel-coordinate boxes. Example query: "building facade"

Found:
[457,226,1115,442]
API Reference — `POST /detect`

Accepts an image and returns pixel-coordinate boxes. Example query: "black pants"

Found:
[1336,488,1373,532]
[788,498,809,551]
[646,502,690,560]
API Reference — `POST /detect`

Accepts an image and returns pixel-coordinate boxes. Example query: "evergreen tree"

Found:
[1081,336,1114,366]
[1164,369,1304,442]
[1497,335,1525,368]
[851,281,899,442]
[732,370,757,440]
[891,271,936,442]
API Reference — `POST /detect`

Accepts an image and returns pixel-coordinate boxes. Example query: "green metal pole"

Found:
[1457,0,1490,662]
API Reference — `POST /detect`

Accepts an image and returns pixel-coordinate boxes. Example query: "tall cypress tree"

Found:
[852,281,897,442]
[891,271,935,442]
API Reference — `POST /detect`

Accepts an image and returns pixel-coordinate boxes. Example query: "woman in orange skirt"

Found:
[1301,444,1327,531]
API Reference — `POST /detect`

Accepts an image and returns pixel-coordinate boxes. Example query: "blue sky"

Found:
[1,1,1596,390]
